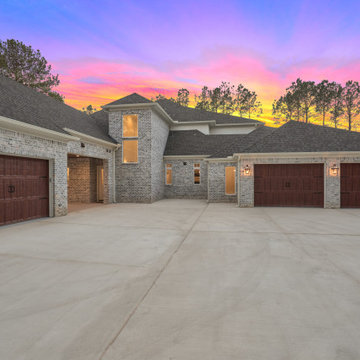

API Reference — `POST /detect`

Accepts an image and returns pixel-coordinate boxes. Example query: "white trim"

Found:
[63,128,119,148]
[163,155,210,160]
[0,115,79,142]
[205,157,237,162]
[122,114,139,138]
[103,102,174,125]
[234,151,360,159]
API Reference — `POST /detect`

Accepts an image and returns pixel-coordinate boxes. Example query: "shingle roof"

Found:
[91,109,109,134]
[210,126,275,158]
[164,130,253,156]
[244,121,360,153]
[105,93,152,106]
[157,98,262,125]
[0,75,116,143]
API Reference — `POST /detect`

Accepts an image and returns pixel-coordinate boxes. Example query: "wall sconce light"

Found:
[244,164,251,176]
[330,164,339,176]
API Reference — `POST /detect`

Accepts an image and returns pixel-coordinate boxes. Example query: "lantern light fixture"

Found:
[330,163,339,176]
[244,164,251,176]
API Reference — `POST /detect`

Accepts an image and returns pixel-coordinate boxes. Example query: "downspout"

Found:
[113,145,120,203]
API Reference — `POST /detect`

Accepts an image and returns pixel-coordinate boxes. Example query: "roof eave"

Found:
[101,102,175,125]
[0,115,79,143]
[63,128,119,148]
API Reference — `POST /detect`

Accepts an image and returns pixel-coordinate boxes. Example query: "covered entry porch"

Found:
[67,154,106,210]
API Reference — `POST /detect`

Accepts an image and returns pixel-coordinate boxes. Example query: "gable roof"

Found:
[157,98,262,125]
[0,75,116,143]
[244,121,360,153]
[105,93,152,106]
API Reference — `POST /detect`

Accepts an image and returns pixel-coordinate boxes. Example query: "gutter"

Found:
[0,115,79,143]
[233,151,360,159]
[163,154,210,160]
[63,128,119,148]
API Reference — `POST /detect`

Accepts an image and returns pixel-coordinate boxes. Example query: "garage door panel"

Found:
[254,164,324,207]
[341,164,360,207]
[0,155,49,225]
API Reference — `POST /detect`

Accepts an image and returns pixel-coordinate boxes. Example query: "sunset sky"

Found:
[1,0,360,124]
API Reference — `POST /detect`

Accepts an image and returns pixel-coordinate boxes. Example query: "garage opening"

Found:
[67,155,105,211]
[0,155,49,226]
[341,163,360,208]
[254,164,324,207]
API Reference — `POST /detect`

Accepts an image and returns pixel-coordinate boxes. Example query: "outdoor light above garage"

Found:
[330,164,339,176]
[243,165,251,176]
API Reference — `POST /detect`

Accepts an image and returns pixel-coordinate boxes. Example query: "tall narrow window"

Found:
[194,163,200,184]
[122,114,138,163]
[123,114,138,137]
[122,140,138,163]
[225,166,236,195]
[165,164,172,185]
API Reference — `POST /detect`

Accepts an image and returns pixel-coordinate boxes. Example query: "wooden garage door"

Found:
[0,155,49,226]
[254,164,324,207]
[341,163,360,208]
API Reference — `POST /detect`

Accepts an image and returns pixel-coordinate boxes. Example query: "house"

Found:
[1,75,360,226]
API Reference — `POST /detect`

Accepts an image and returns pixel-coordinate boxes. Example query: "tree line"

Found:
[153,82,263,119]
[273,78,360,131]
[2,39,360,130]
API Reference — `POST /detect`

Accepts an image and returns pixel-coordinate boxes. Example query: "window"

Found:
[194,163,200,184]
[225,166,236,195]
[165,164,172,185]
[122,114,138,163]
[123,114,138,137]
[123,140,138,163]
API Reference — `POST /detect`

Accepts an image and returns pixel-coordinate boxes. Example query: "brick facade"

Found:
[0,128,68,216]
[237,155,360,209]
[164,159,208,199]
[109,108,169,203]
[0,128,115,217]
[68,157,103,203]
[207,160,238,203]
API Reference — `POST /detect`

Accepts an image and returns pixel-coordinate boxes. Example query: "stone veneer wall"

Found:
[151,112,170,202]
[237,156,360,209]
[207,161,238,203]
[0,128,68,216]
[164,159,208,199]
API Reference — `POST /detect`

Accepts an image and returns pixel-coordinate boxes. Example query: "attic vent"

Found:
[81,142,85,148]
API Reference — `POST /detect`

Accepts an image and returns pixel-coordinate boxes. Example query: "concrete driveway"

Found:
[1,200,360,360]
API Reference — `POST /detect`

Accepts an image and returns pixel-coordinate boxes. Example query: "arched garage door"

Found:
[0,155,49,226]
[254,164,324,207]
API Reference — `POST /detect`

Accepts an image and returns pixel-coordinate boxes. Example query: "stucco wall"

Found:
[207,160,238,203]
[164,159,208,199]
